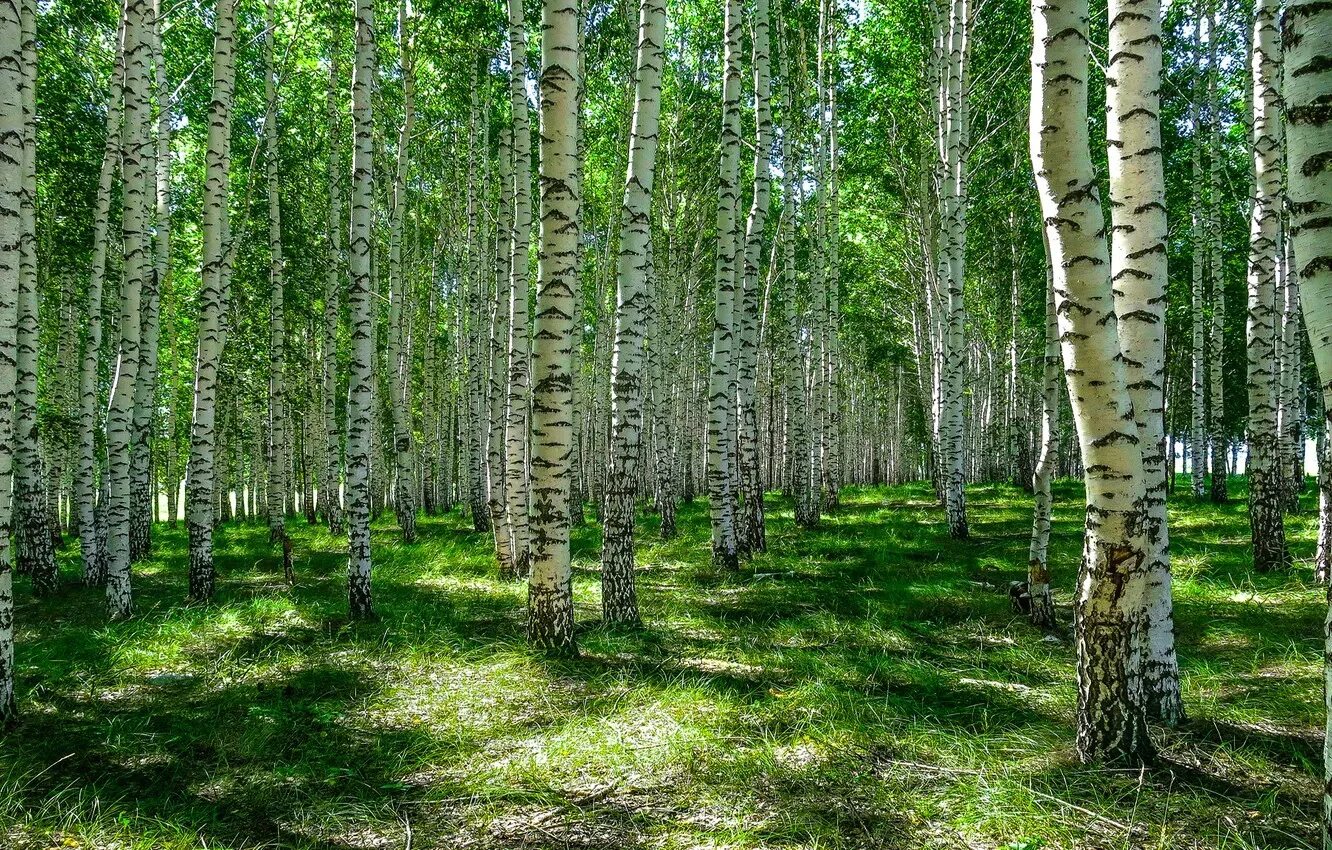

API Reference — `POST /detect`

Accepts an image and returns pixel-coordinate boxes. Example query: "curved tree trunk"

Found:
[1029,0,1153,764]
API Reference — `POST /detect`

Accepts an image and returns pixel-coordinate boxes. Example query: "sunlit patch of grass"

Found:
[0,480,1324,849]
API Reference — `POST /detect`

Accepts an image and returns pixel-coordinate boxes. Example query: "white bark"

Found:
[322,43,343,536]
[504,0,533,577]
[388,0,417,543]
[527,0,581,654]
[1246,0,1288,571]
[78,14,125,588]
[106,0,153,619]
[186,0,234,602]
[347,0,376,618]
[263,0,288,548]
[706,0,743,569]
[735,0,772,555]
[1106,0,1181,723]
[1027,241,1057,629]
[1280,0,1332,840]
[602,0,667,624]
[1029,0,1153,764]
[15,0,55,594]
[0,0,25,725]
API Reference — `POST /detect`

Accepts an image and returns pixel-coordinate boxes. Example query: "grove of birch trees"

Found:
[0,0,1331,842]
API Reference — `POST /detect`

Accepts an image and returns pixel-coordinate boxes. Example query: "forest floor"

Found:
[0,478,1324,850]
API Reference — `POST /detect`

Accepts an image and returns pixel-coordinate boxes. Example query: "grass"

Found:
[0,476,1324,849]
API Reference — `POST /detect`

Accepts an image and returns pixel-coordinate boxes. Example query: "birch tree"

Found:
[0,0,24,725]
[186,0,235,602]
[106,0,153,618]
[261,0,291,553]
[77,14,125,588]
[504,0,533,578]
[736,0,773,554]
[15,0,56,594]
[1245,0,1288,571]
[602,0,667,624]
[1030,0,1153,763]
[527,0,581,653]
[346,0,377,618]
[706,0,744,569]
[1026,243,1057,629]
[1106,0,1181,722]
[387,0,417,543]
[1280,0,1332,838]
[322,43,343,536]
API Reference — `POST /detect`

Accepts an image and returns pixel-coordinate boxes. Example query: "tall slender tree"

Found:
[1030,0,1153,763]
[602,0,667,624]
[1246,0,1289,571]
[1280,0,1332,839]
[0,0,25,725]
[387,0,417,543]
[106,0,153,618]
[346,0,377,618]
[186,0,236,602]
[504,0,533,578]
[527,0,581,653]
[15,0,55,594]
[1106,0,1181,722]
[706,0,744,569]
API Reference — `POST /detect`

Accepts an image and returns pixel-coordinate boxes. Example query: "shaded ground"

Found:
[0,478,1323,849]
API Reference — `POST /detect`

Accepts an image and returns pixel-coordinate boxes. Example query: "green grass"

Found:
[0,477,1324,849]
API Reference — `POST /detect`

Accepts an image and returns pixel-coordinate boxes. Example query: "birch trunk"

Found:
[1280,0,1332,838]
[706,0,743,569]
[1190,1,1207,500]
[937,0,969,539]
[78,17,124,587]
[1246,0,1289,571]
[15,0,56,594]
[0,0,24,725]
[388,0,417,544]
[346,0,376,617]
[106,0,153,618]
[527,0,581,654]
[1107,0,1181,723]
[489,125,514,574]
[735,0,772,555]
[1207,9,1228,504]
[1029,0,1153,764]
[1027,243,1057,629]
[322,44,344,536]
[263,0,289,550]
[504,0,533,578]
[602,0,666,623]
[186,0,234,602]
